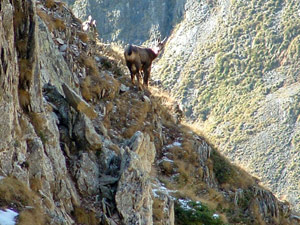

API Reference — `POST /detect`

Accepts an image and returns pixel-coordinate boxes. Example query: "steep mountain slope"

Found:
[0,0,299,224]
[62,0,186,44]
[63,0,300,215]
[152,0,300,213]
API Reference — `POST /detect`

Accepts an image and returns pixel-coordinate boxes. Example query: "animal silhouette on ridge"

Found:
[124,37,167,88]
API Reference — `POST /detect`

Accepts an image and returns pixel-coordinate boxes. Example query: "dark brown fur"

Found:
[124,39,166,87]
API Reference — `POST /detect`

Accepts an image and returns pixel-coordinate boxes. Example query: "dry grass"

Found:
[73,206,99,225]
[0,177,47,225]
[45,0,55,9]
[19,59,33,89]
[80,73,120,102]
[18,89,31,110]
[152,197,165,223]
[29,112,47,132]
[28,112,50,144]
[78,32,89,43]
[97,42,125,65]
[13,7,25,28]
[29,177,43,193]
[16,40,29,55]
[80,55,100,76]
[181,121,256,189]
[37,9,65,32]
[37,10,54,31]
[109,93,152,138]
[250,201,266,225]
[53,18,66,31]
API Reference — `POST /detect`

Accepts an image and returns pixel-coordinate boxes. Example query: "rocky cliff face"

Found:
[0,0,299,224]
[63,0,186,44]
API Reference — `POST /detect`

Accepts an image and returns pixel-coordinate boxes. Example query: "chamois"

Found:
[124,38,166,87]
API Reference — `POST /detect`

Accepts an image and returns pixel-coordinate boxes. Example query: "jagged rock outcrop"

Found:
[115,132,156,225]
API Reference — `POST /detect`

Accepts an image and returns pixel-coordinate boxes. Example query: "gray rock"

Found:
[73,152,100,195]
[116,132,156,225]
[59,44,68,52]
[120,84,130,92]
[62,83,97,119]
[56,38,65,45]
[73,113,102,151]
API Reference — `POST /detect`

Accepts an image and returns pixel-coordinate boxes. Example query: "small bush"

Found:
[175,200,224,225]
[211,150,234,184]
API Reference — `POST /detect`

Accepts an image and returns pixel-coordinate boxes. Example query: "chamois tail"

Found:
[127,45,133,55]
[124,45,135,61]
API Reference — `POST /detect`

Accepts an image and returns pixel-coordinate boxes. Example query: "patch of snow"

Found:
[178,199,194,211]
[0,176,5,181]
[166,141,182,149]
[152,180,177,199]
[173,141,182,147]
[120,84,130,92]
[159,156,174,163]
[0,209,18,225]
[213,213,220,219]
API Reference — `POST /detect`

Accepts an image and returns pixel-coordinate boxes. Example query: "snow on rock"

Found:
[0,209,18,225]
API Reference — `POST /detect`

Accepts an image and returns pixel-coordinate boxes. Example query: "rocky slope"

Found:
[62,0,186,44]
[152,0,300,213]
[0,0,299,224]
[66,0,300,214]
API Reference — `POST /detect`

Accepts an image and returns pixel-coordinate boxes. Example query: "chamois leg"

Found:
[130,72,135,84]
[126,62,136,84]
[143,65,151,86]
[135,71,143,90]
[134,62,143,90]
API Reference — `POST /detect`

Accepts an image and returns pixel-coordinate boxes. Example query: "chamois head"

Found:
[152,37,167,55]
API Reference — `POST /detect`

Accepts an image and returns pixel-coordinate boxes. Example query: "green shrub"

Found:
[211,150,234,184]
[175,200,224,225]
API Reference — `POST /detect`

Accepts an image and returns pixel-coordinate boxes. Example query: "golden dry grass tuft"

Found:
[108,93,152,138]
[13,7,26,28]
[45,0,55,9]
[28,112,49,144]
[19,59,33,89]
[29,177,43,193]
[29,112,47,132]
[80,55,100,76]
[37,10,54,31]
[37,9,66,32]
[53,18,66,31]
[152,197,165,224]
[78,32,89,43]
[16,39,29,55]
[97,42,125,65]
[73,206,99,225]
[80,73,120,102]
[18,89,31,110]
[0,177,48,225]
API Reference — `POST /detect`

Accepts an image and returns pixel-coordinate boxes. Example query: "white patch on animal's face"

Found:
[153,46,160,54]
